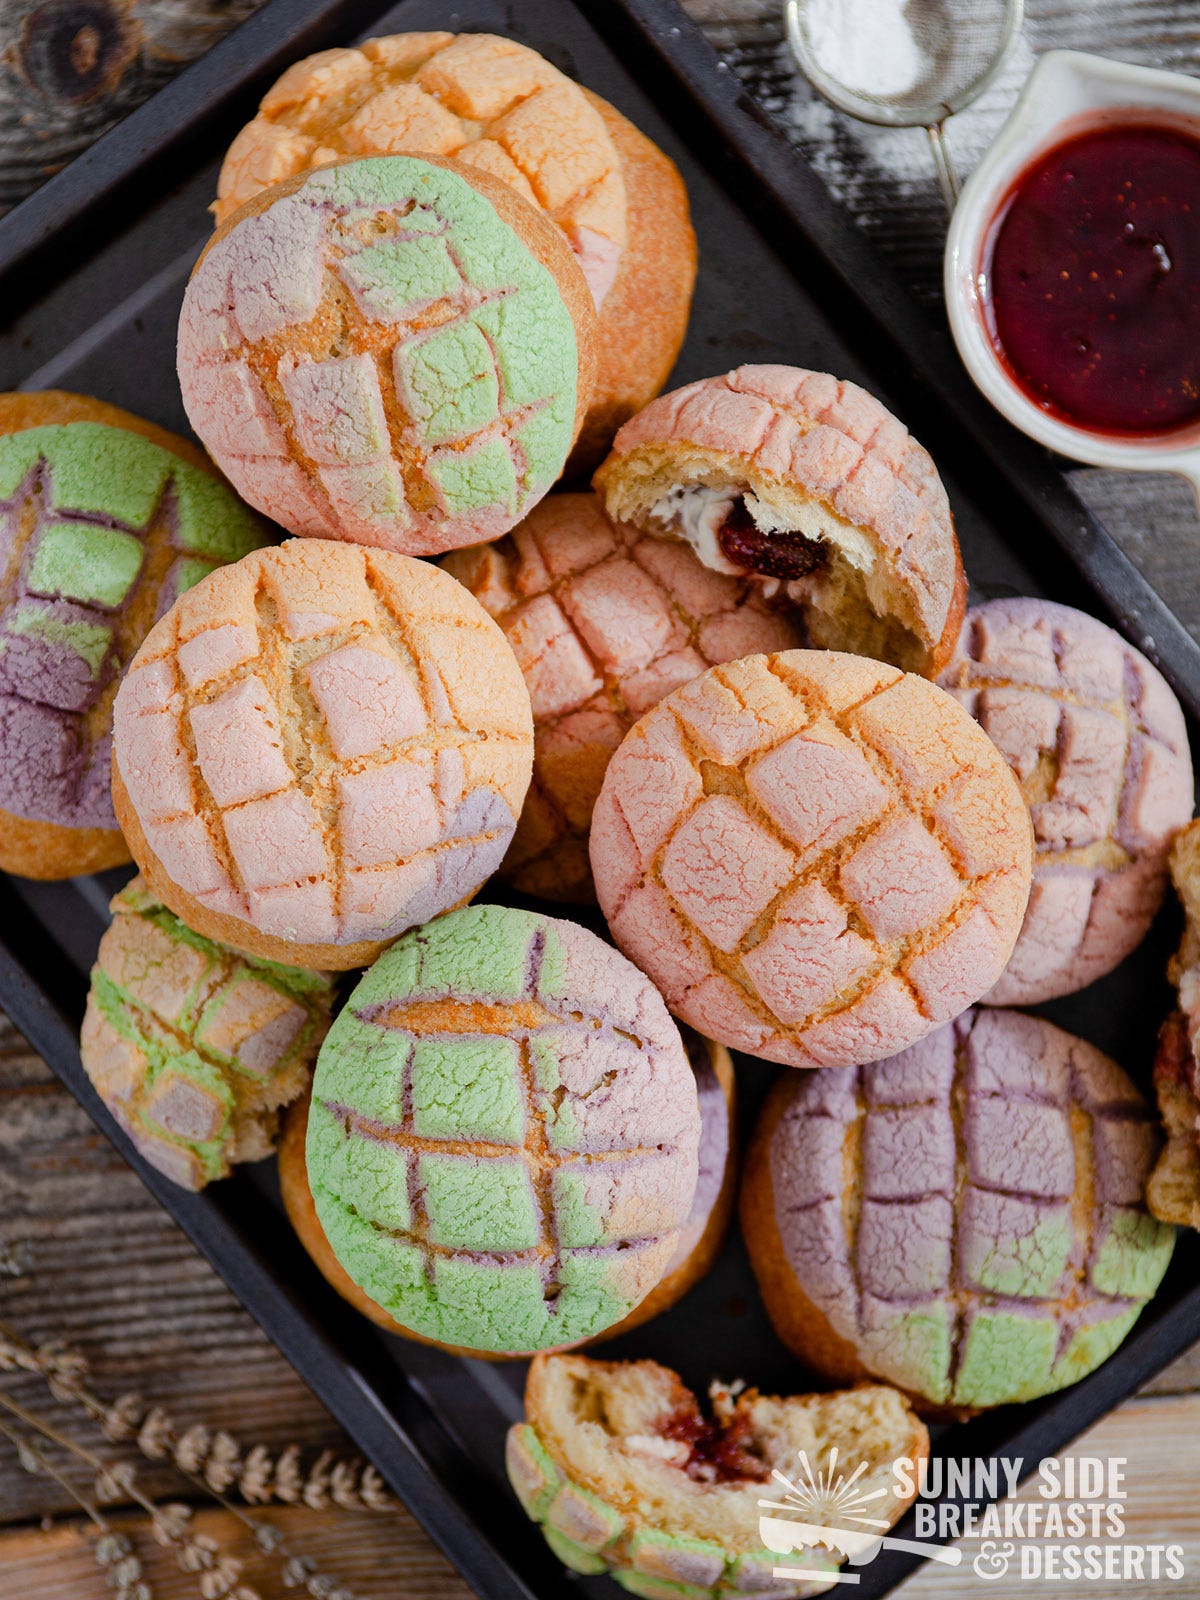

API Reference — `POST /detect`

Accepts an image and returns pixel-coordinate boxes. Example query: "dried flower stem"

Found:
[0,1414,153,1599]
[0,1318,390,1509]
[0,1390,246,1599]
[0,1412,107,1528]
[0,1321,364,1599]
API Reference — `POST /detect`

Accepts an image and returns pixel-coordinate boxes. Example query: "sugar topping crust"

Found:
[764,1009,1174,1408]
[591,649,1033,1069]
[307,904,700,1353]
[113,540,533,950]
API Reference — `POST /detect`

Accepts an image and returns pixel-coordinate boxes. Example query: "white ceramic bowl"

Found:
[945,49,1200,501]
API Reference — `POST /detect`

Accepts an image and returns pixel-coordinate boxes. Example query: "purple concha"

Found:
[757,1008,1175,1409]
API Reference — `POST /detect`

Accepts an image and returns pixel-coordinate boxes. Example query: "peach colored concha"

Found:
[1147,821,1200,1229]
[442,492,803,901]
[594,365,967,679]
[589,650,1034,1069]
[179,154,595,558]
[210,35,697,475]
[111,540,534,971]
[940,599,1193,1005]
[215,33,627,310]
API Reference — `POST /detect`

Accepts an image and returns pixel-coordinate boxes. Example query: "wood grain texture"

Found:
[0,0,265,214]
[0,1504,474,1598]
[901,1393,1200,1599]
[0,1398,1195,1599]
[0,1013,344,1526]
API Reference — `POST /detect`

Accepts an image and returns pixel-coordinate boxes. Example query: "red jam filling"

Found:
[659,1406,768,1484]
[717,497,828,581]
[1156,1010,1194,1096]
[985,121,1200,435]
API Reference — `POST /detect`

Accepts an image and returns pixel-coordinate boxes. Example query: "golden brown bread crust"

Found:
[567,93,696,475]
[0,390,230,880]
[1147,1013,1200,1229]
[197,153,597,455]
[0,806,131,879]
[739,1072,976,1423]
[592,1037,737,1341]
[927,531,968,680]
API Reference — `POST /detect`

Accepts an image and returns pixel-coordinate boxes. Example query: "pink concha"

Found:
[589,650,1034,1069]
[112,541,534,962]
[940,598,1194,1005]
[441,491,804,900]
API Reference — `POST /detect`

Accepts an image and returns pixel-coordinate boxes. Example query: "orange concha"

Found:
[215,32,627,310]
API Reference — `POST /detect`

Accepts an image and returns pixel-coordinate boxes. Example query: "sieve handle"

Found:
[927,122,959,214]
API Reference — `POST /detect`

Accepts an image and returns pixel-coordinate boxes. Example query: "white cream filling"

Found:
[647,483,801,582]
[647,480,893,613]
[622,1433,691,1467]
[1180,965,1200,1016]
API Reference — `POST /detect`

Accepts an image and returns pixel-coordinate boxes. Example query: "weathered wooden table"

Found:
[2,1,1200,1595]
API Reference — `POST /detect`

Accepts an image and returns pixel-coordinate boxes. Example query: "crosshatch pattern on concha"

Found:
[112,542,532,956]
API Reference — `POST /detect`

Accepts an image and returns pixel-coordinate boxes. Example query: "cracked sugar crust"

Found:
[751,1009,1173,1410]
[215,32,627,310]
[278,1021,731,1348]
[0,409,265,839]
[939,598,1193,1006]
[180,155,592,558]
[307,904,701,1354]
[112,540,533,969]
[593,364,964,672]
[589,649,1033,1069]
[1148,822,1200,1229]
[442,492,803,901]
[80,876,334,1191]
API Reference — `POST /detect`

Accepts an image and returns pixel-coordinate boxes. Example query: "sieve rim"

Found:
[783,0,1025,129]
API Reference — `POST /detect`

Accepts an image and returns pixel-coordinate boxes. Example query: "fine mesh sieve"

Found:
[784,0,1024,208]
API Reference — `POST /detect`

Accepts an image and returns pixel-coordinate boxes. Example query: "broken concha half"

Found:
[507,1352,928,1597]
[594,365,967,678]
[1149,819,1200,1229]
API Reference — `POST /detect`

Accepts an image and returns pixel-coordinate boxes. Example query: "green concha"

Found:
[307,904,701,1354]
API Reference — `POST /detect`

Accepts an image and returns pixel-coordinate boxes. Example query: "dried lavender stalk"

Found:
[0,1412,153,1600]
[0,1323,364,1598]
[0,1321,391,1509]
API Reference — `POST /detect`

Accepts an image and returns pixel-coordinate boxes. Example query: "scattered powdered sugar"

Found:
[803,0,925,99]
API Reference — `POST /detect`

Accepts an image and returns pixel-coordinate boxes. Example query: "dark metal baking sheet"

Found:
[1,3,1198,1598]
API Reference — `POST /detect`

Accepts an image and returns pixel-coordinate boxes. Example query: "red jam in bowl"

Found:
[983,120,1200,436]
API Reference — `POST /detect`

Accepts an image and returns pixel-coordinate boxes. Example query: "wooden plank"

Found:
[0,0,266,214]
[0,1014,346,1525]
[0,1502,474,1599]
[899,1392,1200,1599]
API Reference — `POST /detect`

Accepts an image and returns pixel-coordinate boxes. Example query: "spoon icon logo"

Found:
[758,1448,963,1584]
